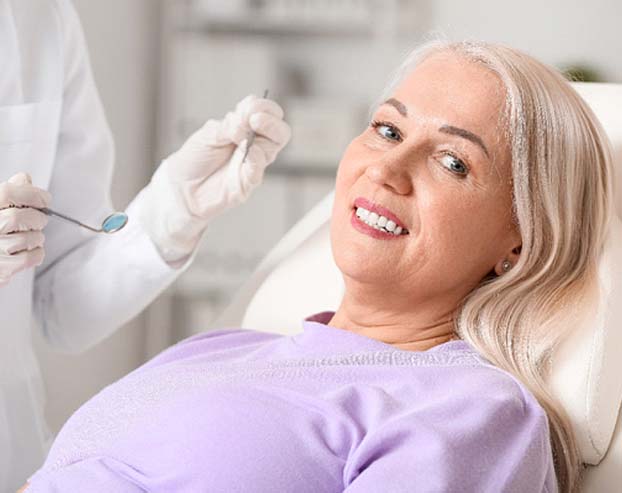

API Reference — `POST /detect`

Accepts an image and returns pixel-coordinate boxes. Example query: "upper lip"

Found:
[353,197,409,231]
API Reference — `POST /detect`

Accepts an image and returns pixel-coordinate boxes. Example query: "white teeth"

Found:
[356,208,369,220]
[354,206,407,236]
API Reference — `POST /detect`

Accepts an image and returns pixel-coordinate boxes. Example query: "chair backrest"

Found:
[213,82,622,490]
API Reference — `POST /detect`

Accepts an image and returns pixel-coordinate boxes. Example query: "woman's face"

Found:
[331,51,521,310]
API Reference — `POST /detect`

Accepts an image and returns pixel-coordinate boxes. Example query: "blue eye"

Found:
[440,153,469,177]
[370,120,402,142]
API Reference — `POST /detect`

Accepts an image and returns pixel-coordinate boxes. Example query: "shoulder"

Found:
[346,359,556,492]
[447,360,552,447]
[415,350,551,434]
[419,359,553,464]
[477,362,547,416]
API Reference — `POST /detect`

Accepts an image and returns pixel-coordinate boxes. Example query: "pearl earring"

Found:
[502,260,512,272]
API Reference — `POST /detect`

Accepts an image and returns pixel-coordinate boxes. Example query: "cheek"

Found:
[429,195,511,265]
[420,195,485,256]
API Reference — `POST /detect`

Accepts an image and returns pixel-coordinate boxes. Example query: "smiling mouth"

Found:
[352,197,409,231]
[351,206,409,236]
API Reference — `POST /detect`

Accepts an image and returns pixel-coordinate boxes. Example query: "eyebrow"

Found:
[380,98,490,158]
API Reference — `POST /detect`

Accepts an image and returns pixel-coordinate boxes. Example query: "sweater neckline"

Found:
[298,311,475,356]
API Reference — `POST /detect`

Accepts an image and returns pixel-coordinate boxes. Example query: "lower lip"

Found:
[350,209,406,240]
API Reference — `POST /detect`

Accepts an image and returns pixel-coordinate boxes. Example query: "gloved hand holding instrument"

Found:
[0,172,51,286]
[139,90,291,263]
[0,172,128,286]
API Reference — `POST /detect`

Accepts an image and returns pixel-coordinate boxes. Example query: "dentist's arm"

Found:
[33,0,290,352]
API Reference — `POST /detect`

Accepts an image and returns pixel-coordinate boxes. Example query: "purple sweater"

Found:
[27,311,557,492]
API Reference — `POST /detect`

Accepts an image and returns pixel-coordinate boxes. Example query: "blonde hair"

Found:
[373,39,615,492]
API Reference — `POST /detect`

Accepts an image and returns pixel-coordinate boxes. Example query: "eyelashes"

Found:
[369,119,471,178]
[370,119,402,142]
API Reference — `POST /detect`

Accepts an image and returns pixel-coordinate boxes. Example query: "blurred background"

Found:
[33,0,622,434]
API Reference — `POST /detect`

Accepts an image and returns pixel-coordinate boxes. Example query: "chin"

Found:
[333,247,396,284]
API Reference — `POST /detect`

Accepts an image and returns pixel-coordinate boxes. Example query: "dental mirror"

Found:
[36,207,128,234]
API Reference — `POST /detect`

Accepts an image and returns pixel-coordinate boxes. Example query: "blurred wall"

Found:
[32,0,162,434]
[429,0,621,82]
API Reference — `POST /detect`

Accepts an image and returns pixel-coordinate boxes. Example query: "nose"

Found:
[364,159,412,195]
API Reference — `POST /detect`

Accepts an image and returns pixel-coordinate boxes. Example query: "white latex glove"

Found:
[139,93,291,264]
[0,172,51,286]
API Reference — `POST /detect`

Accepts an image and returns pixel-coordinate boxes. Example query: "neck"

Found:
[328,289,458,352]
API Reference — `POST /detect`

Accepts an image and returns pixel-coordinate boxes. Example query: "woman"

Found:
[22,40,614,493]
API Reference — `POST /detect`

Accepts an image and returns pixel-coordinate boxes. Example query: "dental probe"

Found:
[242,89,269,162]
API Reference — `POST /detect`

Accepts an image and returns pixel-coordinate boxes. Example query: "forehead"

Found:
[388,52,506,137]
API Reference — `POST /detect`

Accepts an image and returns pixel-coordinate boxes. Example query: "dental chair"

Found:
[213,82,622,491]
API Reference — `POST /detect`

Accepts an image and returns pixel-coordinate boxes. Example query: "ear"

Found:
[494,244,522,276]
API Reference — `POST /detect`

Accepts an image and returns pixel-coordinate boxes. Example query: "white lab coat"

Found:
[0,1,196,490]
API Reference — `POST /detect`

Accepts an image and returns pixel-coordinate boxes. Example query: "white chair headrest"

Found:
[548,83,622,464]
